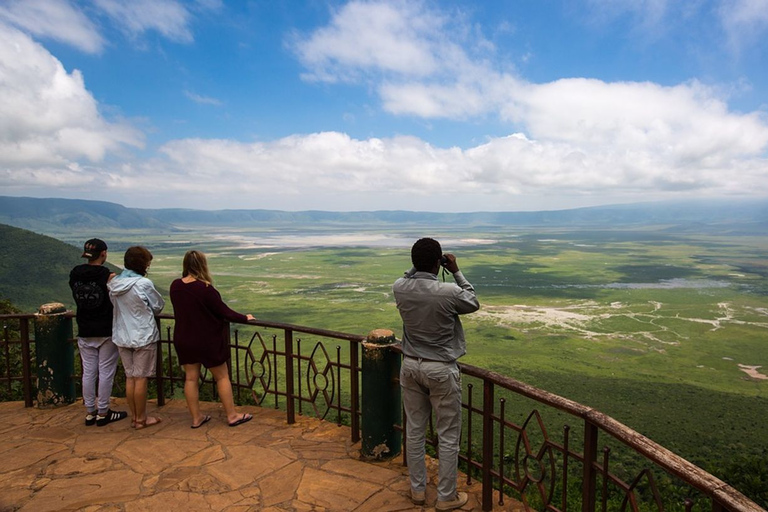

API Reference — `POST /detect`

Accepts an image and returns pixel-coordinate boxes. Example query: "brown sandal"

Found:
[135,416,162,430]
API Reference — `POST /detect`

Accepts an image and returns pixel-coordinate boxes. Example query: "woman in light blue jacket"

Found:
[109,246,165,429]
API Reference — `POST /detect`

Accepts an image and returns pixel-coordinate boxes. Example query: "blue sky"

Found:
[1,0,768,212]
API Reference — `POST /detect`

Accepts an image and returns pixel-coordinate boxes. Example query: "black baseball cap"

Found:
[81,238,108,259]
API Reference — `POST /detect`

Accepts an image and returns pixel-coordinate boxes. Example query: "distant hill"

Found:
[0,224,120,313]
[142,200,768,230]
[0,196,174,232]
[1,195,766,234]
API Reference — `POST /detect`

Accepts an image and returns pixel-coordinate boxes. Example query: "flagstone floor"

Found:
[0,399,523,511]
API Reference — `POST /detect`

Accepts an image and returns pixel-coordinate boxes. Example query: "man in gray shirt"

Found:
[393,238,480,510]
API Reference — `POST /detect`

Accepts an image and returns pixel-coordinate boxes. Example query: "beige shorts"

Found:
[118,344,157,378]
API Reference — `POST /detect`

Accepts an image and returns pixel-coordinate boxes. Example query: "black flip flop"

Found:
[191,415,212,429]
[228,413,252,427]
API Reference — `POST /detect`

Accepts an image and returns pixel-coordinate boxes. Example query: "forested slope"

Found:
[0,224,119,312]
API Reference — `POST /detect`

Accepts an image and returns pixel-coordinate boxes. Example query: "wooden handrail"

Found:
[154,313,367,343]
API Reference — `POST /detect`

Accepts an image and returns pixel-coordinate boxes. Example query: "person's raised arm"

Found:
[445,254,479,314]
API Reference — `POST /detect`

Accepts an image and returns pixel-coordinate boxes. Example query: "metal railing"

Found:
[453,362,762,512]
[1,311,763,512]
[153,313,365,442]
[0,313,34,407]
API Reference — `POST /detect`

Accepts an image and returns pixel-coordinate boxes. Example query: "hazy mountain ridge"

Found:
[144,200,768,228]
[1,195,766,232]
[0,196,174,232]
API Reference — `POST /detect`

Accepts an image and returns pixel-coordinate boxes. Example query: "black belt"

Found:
[403,354,453,364]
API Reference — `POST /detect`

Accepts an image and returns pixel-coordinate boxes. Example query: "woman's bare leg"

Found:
[125,377,138,425]
[183,363,207,426]
[209,363,243,424]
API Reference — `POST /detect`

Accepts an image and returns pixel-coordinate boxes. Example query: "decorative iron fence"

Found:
[0,311,763,512]
[153,313,364,441]
[0,313,34,406]
[453,364,762,512]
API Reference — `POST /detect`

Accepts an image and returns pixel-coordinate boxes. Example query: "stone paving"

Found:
[0,399,523,512]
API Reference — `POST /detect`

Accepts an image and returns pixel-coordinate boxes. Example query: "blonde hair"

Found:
[182,250,213,285]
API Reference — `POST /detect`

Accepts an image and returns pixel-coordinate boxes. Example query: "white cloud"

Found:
[293,1,521,119]
[92,0,195,43]
[5,123,767,211]
[153,133,452,193]
[0,23,143,172]
[297,1,768,146]
[583,0,768,54]
[30,125,762,205]
[0,0,219,54]
[0,0,104,53]
[583,0,671,32]
[292,0,455,83]
[719,0,768,52]
[380,70,521,119]
[184,90,223,106]
[509,79,768,153]
[284,0,768,201]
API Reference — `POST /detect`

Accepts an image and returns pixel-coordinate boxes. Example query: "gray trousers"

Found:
[400,357,462,501]
[78,337,119,414]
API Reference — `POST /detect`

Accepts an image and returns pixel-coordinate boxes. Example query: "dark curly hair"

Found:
[123,246,153,276]
[411,237,442,272]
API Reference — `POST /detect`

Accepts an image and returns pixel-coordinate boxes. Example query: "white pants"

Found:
[78,337,119,414]
[400,357,462,501]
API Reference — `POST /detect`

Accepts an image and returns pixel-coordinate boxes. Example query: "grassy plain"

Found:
[63,223,768,489]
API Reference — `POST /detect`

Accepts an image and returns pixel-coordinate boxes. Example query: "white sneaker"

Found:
[436,491,468,511]
[410,489,425,505]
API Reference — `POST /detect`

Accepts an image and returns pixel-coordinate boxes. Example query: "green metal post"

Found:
[360,328,402,460]
[34,303,75,407]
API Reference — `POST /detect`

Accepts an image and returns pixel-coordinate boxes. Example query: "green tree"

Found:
[718,451,768,509]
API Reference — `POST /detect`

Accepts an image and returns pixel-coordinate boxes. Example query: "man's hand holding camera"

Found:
[440,253,460,274]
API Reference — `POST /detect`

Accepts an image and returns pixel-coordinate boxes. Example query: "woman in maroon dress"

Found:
[170,250,254,428]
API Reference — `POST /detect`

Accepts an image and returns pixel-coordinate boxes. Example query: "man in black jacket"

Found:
[69,238,127,427]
